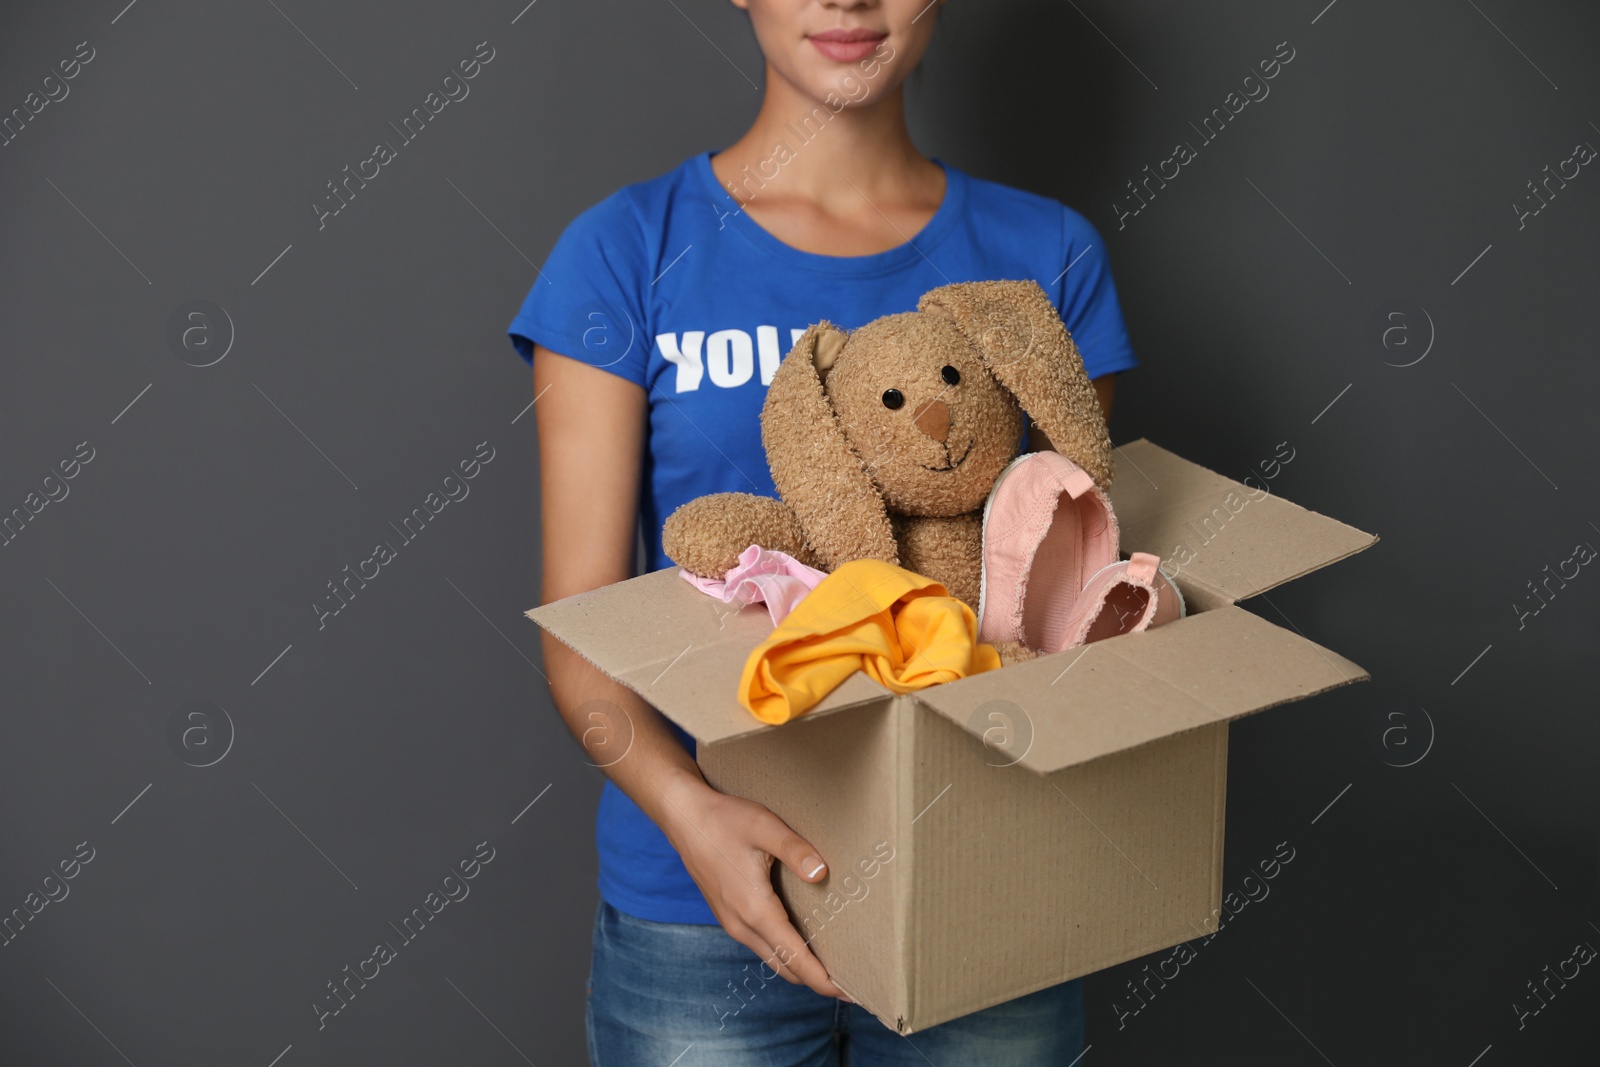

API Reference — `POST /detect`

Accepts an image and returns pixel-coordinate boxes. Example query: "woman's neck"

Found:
[710,63,945,256]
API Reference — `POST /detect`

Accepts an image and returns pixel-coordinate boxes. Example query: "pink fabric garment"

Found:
[679,544,830,626]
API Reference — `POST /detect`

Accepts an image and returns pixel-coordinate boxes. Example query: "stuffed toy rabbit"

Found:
[661,279,1113,648]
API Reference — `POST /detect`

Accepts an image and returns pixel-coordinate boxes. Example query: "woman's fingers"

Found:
[721,921,795,984]
[748,935,804,986]
[726,923,813,991]
[749,900,844,999]
[751,808,828,884]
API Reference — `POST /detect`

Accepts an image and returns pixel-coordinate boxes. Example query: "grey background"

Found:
[1,0,1595,1063]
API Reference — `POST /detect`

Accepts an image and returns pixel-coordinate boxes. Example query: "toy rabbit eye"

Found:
[881,388,905,410]
[941,365,961,385]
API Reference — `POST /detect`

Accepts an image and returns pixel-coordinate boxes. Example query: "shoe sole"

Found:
[976,451,1037,637]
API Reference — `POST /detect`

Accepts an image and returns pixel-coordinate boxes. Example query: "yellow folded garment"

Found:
[739,559,1002,725]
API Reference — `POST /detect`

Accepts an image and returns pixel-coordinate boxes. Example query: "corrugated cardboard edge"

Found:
[1208,725,1227,938]
[522,607,617,690]
[892,694,917,1033]
[1241,529,1379,601]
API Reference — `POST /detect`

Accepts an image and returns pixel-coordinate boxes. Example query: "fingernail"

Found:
[803,856,826,879]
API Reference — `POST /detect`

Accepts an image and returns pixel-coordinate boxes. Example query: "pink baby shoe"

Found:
[1053,551,1187,651]
[977,450,1120,652]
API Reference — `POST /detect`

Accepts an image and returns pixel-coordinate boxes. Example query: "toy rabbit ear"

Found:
[761,320,898,570]
[918,279,1114,490]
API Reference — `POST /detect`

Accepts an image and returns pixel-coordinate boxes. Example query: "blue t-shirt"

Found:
[508,149,1138,924]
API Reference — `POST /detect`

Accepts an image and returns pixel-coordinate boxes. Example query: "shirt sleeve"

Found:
[1057,206,1138,379]
[506,192,651,387]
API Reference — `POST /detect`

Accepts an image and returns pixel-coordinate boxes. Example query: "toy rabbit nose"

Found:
[913,399,950,443]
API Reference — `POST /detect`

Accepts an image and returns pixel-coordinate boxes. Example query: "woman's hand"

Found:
[657,776,849,1001]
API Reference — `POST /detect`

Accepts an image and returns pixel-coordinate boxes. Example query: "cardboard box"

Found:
[526,438,1377,1034]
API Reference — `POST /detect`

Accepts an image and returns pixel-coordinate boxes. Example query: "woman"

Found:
[509,1,1137,1061]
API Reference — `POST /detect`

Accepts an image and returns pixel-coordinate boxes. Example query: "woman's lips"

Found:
[808,30,887,63]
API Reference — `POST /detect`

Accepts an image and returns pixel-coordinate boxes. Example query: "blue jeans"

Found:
[586,901,1086,1065]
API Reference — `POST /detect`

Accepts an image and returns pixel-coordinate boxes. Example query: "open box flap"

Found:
[1108,438,1378,604]
[526,567,891,746]
[911,605,1368,774]
[527,440,1377,756]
